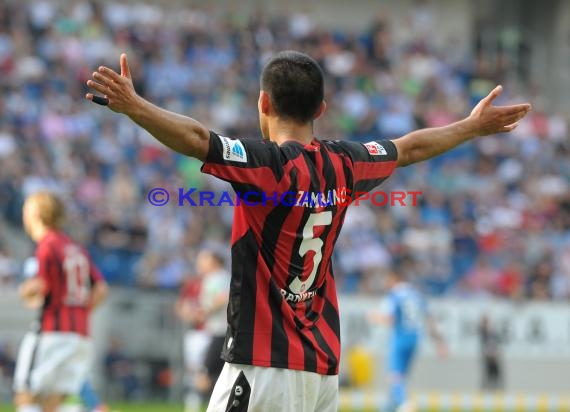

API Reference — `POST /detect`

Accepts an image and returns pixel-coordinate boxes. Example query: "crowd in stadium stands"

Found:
[0,1,569,300]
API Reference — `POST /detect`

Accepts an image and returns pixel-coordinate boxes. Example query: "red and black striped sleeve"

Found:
[335,140,398,193]
[36,243,57,294]
[88,254,104,286]
[200,131,290,193]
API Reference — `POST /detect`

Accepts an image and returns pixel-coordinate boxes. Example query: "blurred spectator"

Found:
[104,337,140,401]
[495,261,524,299]
[137,250,187,289]
[0,243,18,286]
[0,342,16,391]
[463,257,500,297]
[527,256,555,300]
[478,315,503,391]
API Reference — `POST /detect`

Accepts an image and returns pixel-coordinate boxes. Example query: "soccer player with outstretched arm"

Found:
[86,51,530,412]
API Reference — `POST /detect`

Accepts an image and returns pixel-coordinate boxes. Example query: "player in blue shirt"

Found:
[369,271,446,412]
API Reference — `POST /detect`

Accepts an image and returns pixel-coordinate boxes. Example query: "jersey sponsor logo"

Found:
[280,288,317,303]
[364,141,387,156]
[218,135,248,163]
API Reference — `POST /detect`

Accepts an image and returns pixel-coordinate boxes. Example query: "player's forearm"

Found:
[428,319,444,343]
[90,282,109,309]
[18,284,36,300]
[19,280,45,309]
[394,118,477,167]
[128,95,210,160]
[18,278,44,300]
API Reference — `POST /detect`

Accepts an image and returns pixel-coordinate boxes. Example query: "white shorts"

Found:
[207,363,338,412]
[13,332,92,396]
[184,330,211,371]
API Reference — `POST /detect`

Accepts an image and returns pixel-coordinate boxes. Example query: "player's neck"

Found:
[268,119,315,146]
[31,225,51,242]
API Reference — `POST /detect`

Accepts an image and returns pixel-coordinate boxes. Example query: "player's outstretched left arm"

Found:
[86,54,210,161]
[392,85,532,167]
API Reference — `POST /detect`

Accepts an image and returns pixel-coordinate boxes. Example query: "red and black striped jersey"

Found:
[201,131,398,375]
[36,231,104,336]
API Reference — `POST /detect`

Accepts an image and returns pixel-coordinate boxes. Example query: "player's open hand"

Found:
[86,53,137,114]
[468,85,532,136]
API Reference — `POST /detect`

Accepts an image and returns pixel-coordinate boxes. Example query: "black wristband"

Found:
[91,96,109,106]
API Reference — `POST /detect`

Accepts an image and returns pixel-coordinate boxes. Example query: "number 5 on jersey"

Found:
[288,211,332,295]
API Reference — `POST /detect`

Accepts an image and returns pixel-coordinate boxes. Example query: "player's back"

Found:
[202,133,398,375]
[36,231,102,337]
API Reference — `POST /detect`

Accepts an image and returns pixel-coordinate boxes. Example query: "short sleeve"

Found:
[200,131,289,193]
[335,140,398,193]
[89,258,104,285]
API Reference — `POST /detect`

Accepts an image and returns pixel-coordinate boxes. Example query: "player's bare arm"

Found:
[89,281,109,310]
[427,316,448,358]
[85,53,210,161]
[393,85,532,167]
[367,311,392,326]
[18,277,46,309]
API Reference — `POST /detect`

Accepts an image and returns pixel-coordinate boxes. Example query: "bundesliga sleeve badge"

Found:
[218,135,248,163]
[364,141,387,156]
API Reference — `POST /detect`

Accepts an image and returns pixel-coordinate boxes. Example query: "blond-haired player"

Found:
[13,192,108,412]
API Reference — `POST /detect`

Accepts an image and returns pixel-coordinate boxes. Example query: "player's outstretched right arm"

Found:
[85,54,210,161]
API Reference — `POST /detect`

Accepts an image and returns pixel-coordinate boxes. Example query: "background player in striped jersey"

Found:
[86,51,530,411]
[369,271,447,412]
[13,192,108,412]
[21,257,109,412]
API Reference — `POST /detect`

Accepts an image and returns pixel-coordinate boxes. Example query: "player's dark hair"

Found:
[260,50,324,124]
